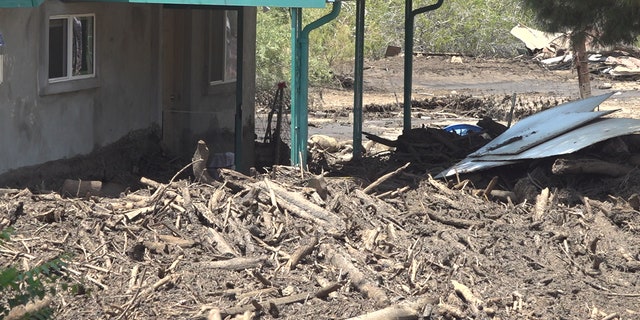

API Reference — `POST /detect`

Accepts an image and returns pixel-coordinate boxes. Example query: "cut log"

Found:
[347,296,436,320]
[321,244,389,306]
[61,179,102,197]
[286,236,319,271]
[200,256,268,270]
[552,158,634,177]
[252,180,344,234]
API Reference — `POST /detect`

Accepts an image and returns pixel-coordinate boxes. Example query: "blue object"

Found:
[443,124,483,136]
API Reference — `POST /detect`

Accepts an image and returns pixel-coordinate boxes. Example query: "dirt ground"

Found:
[3,56,640,320]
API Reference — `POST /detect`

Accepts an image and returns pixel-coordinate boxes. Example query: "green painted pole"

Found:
[403,0,444,133]
[403,0,414,133]
[295,1,341,165]
[290,8,302,165]
[353,0,365,159]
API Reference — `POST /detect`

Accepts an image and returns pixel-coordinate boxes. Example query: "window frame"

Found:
[39,11,99,96]
[48,13,96,83]
[207,9,238,88]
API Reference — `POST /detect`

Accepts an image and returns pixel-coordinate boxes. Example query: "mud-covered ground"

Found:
[3,56,640,320]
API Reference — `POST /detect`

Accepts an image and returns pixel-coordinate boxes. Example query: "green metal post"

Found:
[353,0,365,159]
[293,1,341,165]
[290,8,302,165]
[403,0,444,133]
[403,0,414,133]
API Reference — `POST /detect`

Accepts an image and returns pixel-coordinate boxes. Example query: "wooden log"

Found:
[200,256,268,270]
[61,179,102,197]
[552,158,634,177]
[220,283,342,317]
[451,280,483,315]
[286,236,318,271]
[0,188,23,196]
[208,182,227,212]
[425,208,484,229]
[320,244,389,306]
[533,187,550,222]
[480,176,499,198]
[143,241,168,253]
[253,180,344,234]
[363,131,398,148]
[218,168,257,192]
[488,189,516,202]
[140,177,162,189]
[157,234,195,248]
[132,274,180,308]
[363,162,410,194]
[124,206,154,220]
[347,296,436,320]
[206,227,239,256]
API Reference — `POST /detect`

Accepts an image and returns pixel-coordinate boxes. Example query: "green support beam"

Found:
[0,0,44,7]
[290,1,341,166]
[352,0,365,159]
[74,0,327,8]
[290,7,302,164]
[403,0,444,132]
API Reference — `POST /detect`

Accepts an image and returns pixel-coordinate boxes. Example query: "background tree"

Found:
[520,0,640,98]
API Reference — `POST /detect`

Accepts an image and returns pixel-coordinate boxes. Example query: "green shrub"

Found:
[0,229,71,320]
[255,0,536,89]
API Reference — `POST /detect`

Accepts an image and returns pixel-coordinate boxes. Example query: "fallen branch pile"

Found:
[2,157,640,319]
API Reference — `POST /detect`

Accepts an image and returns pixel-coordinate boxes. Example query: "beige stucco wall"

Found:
[0,1,256,178]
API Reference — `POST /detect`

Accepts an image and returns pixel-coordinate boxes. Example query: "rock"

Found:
[598,82,613,89]
[309,134,341,153]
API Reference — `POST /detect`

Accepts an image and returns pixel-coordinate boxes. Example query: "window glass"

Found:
[48,18,68,79]
[224,10,237,81]
[73,16,94,76]
[209,10,237,84]
[49,14,95,82]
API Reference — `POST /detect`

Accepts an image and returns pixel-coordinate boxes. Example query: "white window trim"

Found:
[39,11,99,96]
[48,13,96,83]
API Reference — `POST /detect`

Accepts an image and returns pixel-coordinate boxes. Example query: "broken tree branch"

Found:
[320,244,389,306]
[363,162,410,194]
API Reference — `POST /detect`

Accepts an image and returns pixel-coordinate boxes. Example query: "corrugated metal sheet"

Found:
[477,118,640,161]
[437,93,640,178]
[437,160,519,178]
[469,93,613,157]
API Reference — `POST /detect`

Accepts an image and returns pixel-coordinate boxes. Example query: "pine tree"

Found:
[521,0,640,98]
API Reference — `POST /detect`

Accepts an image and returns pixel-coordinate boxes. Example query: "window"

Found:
[209,10,237,84]
[48,14,95,82]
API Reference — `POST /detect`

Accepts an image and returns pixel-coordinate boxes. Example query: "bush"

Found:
[255,0,536,89]
[0,229,71,320]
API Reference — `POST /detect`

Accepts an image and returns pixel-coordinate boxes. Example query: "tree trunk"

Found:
[574,38,591,99]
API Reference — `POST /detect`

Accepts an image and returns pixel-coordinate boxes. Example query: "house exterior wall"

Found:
[0,0,256,176]
[0,0,161,175]
[162,7,256,172]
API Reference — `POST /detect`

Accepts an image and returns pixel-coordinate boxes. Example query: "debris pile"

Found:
[4,138,640,319]
[511,24,640,78]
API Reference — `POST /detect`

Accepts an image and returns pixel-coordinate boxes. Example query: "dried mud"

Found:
[3,56,640,320]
